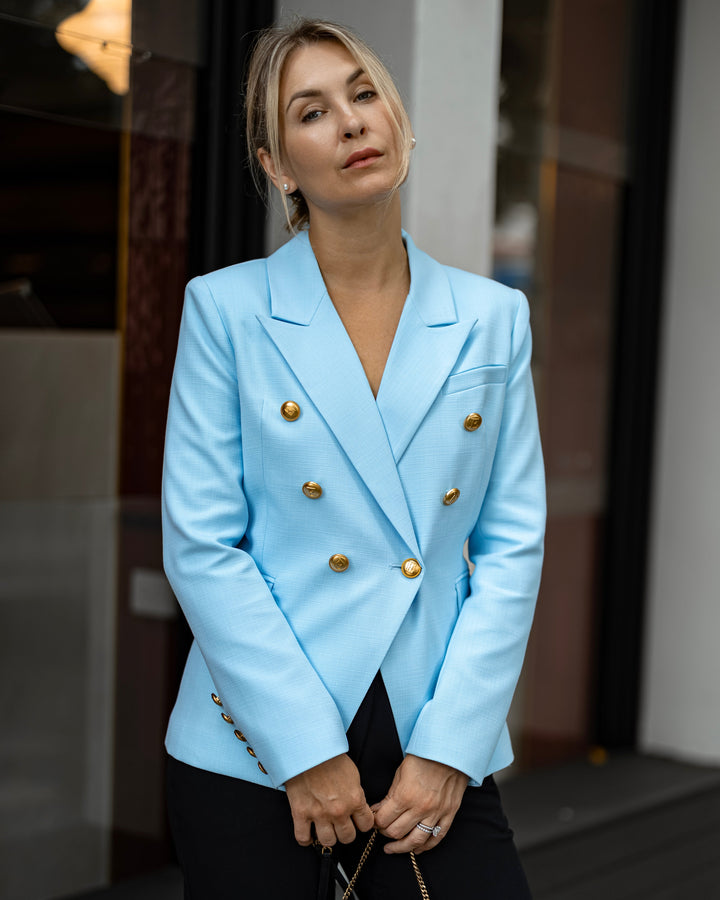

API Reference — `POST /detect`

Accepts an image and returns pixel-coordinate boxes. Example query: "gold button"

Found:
[329,553,349,572]
[234,729,247,742]
[221,712,234,724]
[443,488,460,506]
[281,401,301,421]
[401,558,422,578]
[258,762,268,775]
[302,481,323,499]
[464,413,483,431]
[211,693,223,707]
[247,746,257,758]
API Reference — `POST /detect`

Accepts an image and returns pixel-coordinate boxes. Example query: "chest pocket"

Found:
[442,364,507,395]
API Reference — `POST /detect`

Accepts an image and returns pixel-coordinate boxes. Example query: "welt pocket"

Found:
[454,571,470,611]
[443,365,507,394]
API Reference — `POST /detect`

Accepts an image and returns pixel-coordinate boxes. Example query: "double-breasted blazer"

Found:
[162,230,545,791]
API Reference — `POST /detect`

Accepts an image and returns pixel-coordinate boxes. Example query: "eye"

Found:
[301,108,323,123]
[355,89,376,103]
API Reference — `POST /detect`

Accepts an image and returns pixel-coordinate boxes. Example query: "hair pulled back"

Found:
[245,18,413,232]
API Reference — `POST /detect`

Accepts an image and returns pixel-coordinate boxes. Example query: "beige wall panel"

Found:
[0,331,120,500]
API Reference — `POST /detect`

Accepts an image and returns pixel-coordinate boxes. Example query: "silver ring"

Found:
[415,822,442,837]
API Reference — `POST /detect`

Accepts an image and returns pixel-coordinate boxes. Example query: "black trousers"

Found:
[167,674,532,899]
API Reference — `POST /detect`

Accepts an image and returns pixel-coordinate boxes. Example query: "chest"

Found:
[331,292,406,398]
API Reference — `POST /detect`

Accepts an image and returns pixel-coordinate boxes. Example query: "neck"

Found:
[306,195,407,296]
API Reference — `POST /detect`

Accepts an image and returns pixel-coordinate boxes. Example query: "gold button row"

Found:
[305,481,459,507]
[282,400,482,433]
[211,693,268,776]
[306,480,462,509]
[329,554,423,577]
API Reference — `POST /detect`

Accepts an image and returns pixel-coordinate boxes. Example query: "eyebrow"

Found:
[285,67,366,113]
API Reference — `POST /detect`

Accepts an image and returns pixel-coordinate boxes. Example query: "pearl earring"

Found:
[411,138,417,148]
[283,183,290,192]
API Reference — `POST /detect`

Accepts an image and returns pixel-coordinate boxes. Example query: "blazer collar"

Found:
[259,229,473,554]
[265,229,458,327]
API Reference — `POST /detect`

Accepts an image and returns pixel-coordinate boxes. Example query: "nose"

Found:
[344,123,366,139]
[340,106,366,140]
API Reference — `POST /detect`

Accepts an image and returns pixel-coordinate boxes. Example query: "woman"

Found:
[163,18,545,900]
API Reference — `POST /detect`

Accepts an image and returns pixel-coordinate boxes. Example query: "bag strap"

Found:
[339,828,377,900]
[316,828,430,900]
[408,848,430,900]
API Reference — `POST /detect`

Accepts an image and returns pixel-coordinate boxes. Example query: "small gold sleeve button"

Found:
[258,762,268,775]
[211,693,223,707]
[234,729,247,742]
[464,413,483,431]
[329,554,349,572]
[247,746,257,758]
[443,488,461,506]
[281,401,301,421]
[302,481,323,499]
[401,558,422,579]
[221,713,234,724]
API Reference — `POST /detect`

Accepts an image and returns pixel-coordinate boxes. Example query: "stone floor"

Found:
[502,752,720,899]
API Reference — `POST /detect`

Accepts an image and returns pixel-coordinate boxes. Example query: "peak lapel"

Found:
[259,234,420,556]
[377,235,476,462]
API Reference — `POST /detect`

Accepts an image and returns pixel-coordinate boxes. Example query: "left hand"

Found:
[371,754,469,854]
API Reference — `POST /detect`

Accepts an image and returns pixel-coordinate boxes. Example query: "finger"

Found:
[293,818,313,847]
[383,822,433,855]
[353,804,376,833]
[410,819,450,855]
[377,809,423,841]
[314,822,337,847]
[334,817,357,845]
[373,797,407,830]
[383,813,454,854]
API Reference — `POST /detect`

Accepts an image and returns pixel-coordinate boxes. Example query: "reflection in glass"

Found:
[495,0,633,768]
[56,0,133,95]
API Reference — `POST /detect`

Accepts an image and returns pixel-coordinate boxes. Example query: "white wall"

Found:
[405,0,501,275]
[276,0,416,98]
[268,0,502,276]
[640,0,720,763]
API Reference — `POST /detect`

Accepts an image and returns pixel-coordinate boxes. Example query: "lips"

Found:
[343,148,383,169]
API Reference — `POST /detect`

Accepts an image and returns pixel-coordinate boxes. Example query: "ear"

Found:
[257,148,296,195]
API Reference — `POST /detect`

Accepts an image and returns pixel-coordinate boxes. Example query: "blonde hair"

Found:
[245,18,413,232]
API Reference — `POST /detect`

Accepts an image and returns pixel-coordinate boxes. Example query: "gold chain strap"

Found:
[337,828,430,900]
[409,849,430,900]
[340,828,377,900]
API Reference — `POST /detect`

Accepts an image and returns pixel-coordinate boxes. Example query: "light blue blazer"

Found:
[162,230,545,791]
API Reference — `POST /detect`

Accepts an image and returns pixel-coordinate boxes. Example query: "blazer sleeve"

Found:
[405,290,546,783]
[162,275,349,787]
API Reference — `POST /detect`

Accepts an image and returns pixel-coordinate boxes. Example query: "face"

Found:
[265,41,401,218]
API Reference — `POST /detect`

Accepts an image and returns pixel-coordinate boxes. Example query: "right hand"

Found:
[285,753,375,847]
